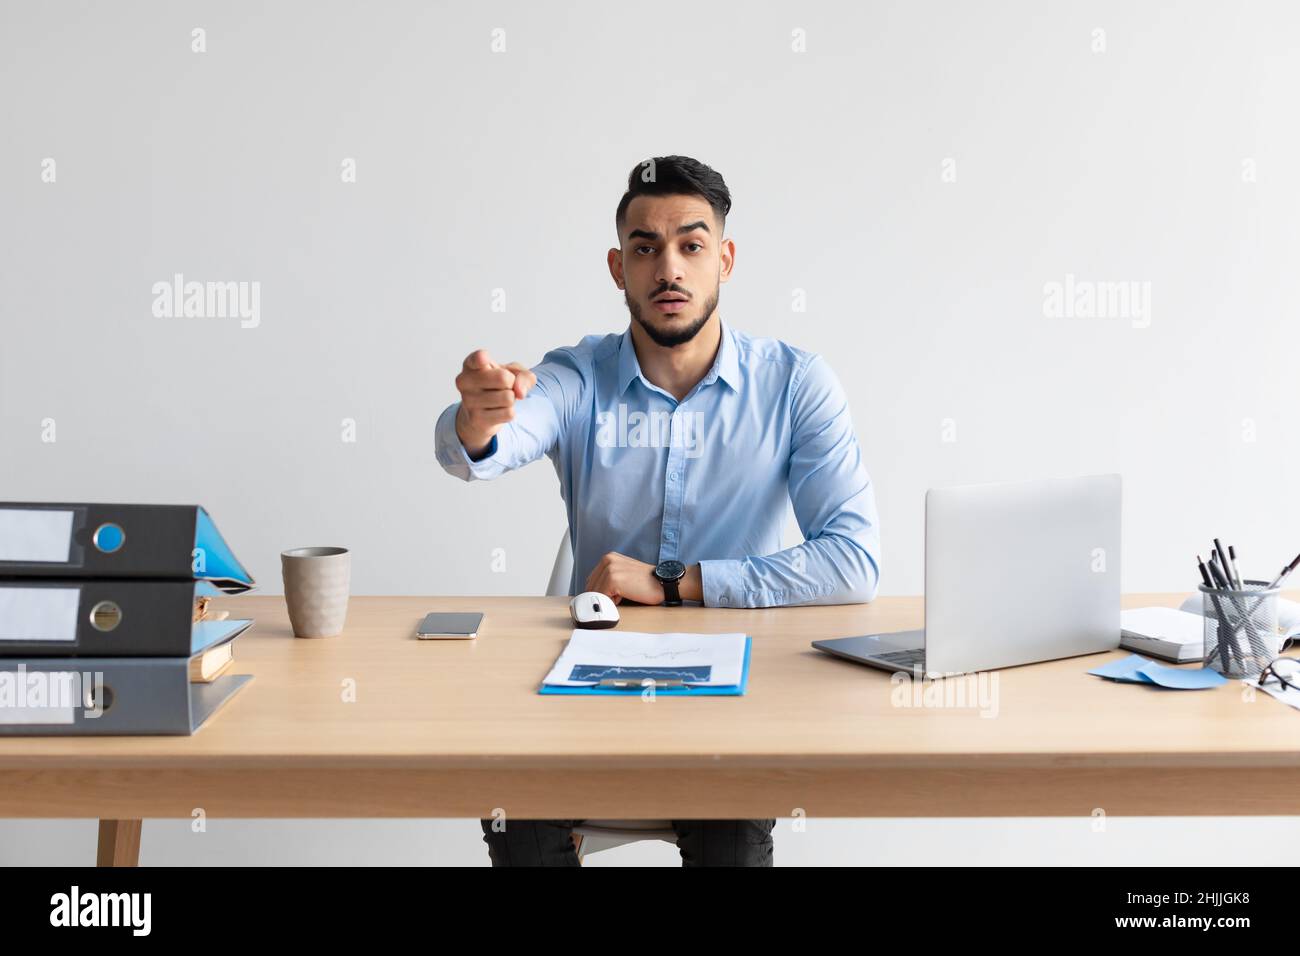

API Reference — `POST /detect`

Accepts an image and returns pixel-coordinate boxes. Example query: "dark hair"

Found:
[615,155,732,237]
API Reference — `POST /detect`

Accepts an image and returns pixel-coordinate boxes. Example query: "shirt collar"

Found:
[617,319,741,396]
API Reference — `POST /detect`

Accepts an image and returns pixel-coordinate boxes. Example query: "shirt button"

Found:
[665,530,675,539]
[668,472,678,482]
[720,596,730,606]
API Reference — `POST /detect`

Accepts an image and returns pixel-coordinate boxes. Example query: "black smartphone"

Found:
[415,612,484,640]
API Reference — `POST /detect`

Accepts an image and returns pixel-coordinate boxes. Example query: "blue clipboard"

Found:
[539,636,752,696]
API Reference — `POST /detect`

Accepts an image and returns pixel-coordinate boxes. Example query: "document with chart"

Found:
[541,630,752,696]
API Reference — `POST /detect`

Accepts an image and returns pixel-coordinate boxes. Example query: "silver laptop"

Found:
[813,473,1121,676]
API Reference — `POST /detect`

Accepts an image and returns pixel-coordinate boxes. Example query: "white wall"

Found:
[2,0,1297,865]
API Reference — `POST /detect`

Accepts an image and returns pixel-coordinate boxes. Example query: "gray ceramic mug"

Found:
[281,547,351,638]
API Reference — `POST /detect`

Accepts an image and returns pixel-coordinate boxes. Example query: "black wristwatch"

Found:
[653,560,686,606]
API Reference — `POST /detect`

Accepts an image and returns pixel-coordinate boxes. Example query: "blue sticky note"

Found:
[1089,654,1154,683]
[1089,653,1227,689]
[1136,661,1227,689]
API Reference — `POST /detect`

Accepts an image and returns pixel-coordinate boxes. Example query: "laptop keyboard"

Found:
[873,648,927,668]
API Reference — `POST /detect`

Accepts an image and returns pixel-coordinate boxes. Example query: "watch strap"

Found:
[660,576,682,606]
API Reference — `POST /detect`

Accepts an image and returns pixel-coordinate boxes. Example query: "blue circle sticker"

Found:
[93,523,125,553]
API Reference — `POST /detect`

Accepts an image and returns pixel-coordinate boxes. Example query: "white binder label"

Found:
[0,669,78,725]
[0,509,75,562]
[0,587,80,642]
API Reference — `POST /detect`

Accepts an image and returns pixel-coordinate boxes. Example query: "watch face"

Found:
[655,560,686,581]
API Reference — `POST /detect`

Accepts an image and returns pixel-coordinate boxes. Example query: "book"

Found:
[190,640,236,683]
[1120,607,1206,663]
[1121,596,1300,663]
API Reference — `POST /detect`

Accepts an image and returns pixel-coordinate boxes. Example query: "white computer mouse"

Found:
[570,591,620,629]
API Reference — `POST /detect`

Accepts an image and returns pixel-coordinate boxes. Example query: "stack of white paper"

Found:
[543,630,748,688]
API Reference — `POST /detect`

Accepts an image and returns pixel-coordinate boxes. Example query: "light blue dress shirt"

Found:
[435,321,880,607]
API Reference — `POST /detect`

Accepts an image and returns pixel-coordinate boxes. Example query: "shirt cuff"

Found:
[434,403,508,480]
[699,558,745,607]
[470,434,499,462]
[700,557,841,608]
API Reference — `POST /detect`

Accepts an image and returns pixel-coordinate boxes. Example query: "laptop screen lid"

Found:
[922,473,1121,675]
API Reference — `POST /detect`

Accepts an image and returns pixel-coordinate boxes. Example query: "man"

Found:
[435,155,880,866]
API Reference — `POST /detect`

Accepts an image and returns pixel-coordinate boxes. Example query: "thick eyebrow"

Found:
[626,220,712,242]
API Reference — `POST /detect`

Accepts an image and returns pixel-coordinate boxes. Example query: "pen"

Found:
[1197,556,1227,670]
[1207,550,1231,589]
[1228,545,1244,589]
[1213,541,1239,590]
[1197,555,1213,590]
[1263,551,1300,593]
[1223,543,1276,662]
[1209,545,1271,668]
[1213,540,1231,589]
[1204,555,1241,671]
[1237,549,1300,633]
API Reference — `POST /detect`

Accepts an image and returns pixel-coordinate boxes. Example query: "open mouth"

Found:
[652,293,689,313]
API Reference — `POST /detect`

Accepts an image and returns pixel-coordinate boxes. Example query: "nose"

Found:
[655,249,687,288]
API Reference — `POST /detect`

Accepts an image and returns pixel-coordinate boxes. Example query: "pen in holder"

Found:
[1200,580,1280,679]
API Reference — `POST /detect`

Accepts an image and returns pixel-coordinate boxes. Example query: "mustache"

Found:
[651,285,690,299]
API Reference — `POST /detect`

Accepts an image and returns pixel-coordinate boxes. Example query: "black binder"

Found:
[0,502,253,591]
[0,579,251,657]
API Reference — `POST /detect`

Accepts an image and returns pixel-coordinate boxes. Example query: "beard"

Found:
[626,286,719,348]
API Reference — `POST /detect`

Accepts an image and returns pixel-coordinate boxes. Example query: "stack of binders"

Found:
[0,502,256,735]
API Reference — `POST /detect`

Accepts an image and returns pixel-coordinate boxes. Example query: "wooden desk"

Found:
[2,594,1298,866]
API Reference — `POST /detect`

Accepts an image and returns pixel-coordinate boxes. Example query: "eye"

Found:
[685,242,703,252]
[635,245,655,255]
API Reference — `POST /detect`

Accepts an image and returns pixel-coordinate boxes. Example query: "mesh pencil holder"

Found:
[1200,580,1280,679]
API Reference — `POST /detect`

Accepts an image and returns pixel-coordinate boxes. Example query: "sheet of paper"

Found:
[1248,679,1300,712]
[543,630,747,687]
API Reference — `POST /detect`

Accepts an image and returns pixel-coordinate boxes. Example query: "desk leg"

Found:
[96,819,142,867]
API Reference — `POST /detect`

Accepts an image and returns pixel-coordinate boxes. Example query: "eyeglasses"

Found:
[1257,656,1300,693]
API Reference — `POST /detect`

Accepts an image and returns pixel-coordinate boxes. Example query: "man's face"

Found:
[609,194,733,348]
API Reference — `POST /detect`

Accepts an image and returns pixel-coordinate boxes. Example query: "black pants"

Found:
[479,818,776,866]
